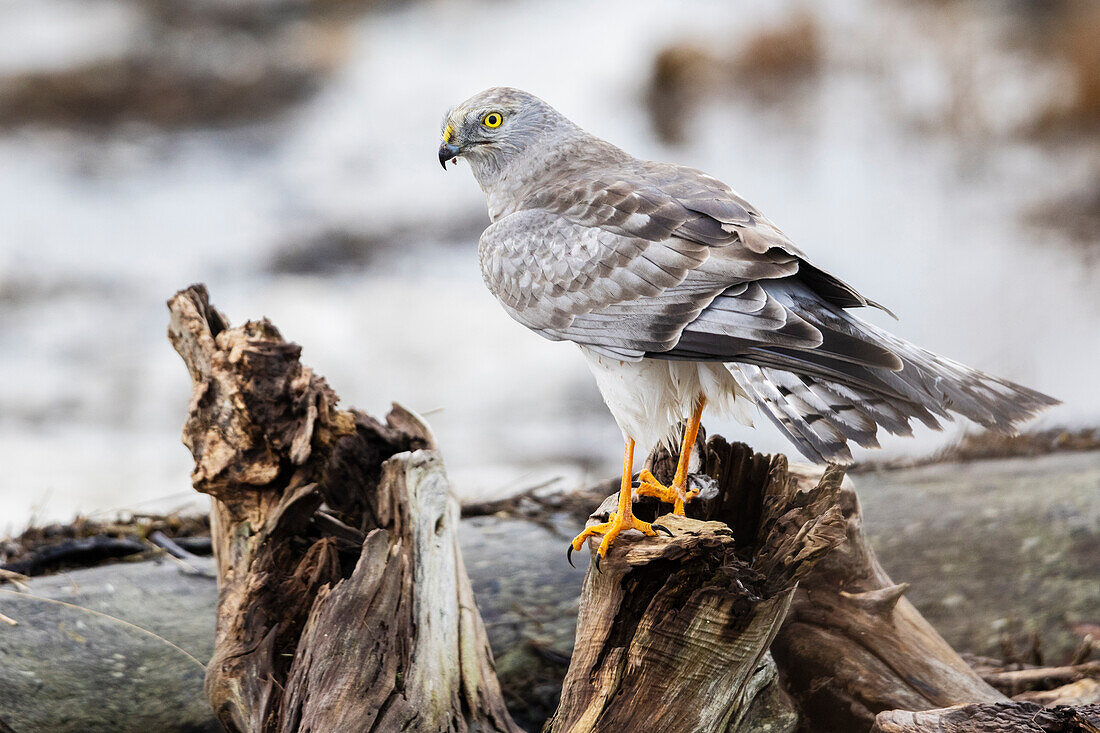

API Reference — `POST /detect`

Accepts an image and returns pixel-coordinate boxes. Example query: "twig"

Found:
[146,531,215,578]
[981,662,1100,688]
[0,569,29,590]
[312,511,366,545]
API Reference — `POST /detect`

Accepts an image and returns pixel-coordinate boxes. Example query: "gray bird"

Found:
[439,86,1058,563]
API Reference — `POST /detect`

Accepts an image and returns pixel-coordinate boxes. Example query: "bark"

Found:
[167,284,520,733]
[545,439,848,733]
[771,468,1009,732]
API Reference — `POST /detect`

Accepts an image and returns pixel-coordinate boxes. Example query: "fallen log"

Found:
[0,535,146,576]
[1015,679,1100,707]
[167,284,519,733]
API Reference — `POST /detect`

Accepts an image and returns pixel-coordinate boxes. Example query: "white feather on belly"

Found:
[580,346,755,454]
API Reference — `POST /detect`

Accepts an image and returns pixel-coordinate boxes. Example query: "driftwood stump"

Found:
[547,441,848,732]
[168,284,519,733]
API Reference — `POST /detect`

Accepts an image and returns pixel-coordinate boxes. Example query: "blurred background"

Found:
[1,0,1098,530]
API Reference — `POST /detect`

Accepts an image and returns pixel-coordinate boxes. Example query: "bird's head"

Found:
[438,87,574,188]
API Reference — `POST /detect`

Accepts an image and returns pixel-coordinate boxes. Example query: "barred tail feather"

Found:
[858,320,1061,432]
[731,365,893,464]
[731,365,856,463]
[730,324,1059,466]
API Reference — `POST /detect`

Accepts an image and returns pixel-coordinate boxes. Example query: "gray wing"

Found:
[481,168,1057,462]
[477,207,822,360]
[525,164,892,313]
[483,168,895,365]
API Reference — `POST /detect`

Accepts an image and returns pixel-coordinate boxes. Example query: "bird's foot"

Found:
[567,512,669,571]
[636,469,699,516]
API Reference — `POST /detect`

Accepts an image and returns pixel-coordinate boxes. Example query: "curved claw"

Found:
[652,523,673,537]
[593,553,602,574]
[567,545,575,568]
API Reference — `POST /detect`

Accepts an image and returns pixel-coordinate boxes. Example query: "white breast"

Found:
[580,347,754,454]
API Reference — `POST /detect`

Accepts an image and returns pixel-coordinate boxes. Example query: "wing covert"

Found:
[478,208,818,359]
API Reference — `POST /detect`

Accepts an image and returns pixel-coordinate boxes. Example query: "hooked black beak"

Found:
[439,143,460,170]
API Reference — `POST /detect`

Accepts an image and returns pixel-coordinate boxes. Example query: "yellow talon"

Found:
[567,438,661,569]
[570,511,658,554]
[635,397,707,516]
[571,519,614,550]
[637,469,699,516]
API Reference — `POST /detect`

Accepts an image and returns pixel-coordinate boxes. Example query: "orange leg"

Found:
[569,438,662,570]
[637,397,707,515]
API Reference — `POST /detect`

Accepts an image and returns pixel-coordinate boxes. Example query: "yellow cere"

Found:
[443,124,454,144]
[483,113,502,128]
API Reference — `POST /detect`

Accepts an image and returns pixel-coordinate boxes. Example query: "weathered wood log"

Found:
[872,702,1100,732]
[167,284,520,733]
[546,439,848,733]
[771,467,1009,732]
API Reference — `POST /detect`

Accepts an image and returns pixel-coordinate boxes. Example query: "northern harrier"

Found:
[439,87,1058,565]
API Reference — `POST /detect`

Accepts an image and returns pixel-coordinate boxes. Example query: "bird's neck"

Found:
[477,132,629,222]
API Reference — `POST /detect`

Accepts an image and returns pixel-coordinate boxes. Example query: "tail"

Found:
[729,284,1060,465]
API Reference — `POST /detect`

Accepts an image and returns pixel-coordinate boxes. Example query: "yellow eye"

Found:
[482,112,503,128]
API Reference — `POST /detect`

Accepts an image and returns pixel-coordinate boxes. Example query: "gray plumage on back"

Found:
[440,87,1058,464]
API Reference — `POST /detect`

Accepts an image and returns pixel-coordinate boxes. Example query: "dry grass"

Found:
[646,44,714,144]
[1061,8,1100,125]
[0,56,321,128]
[1029,176,1100,245]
